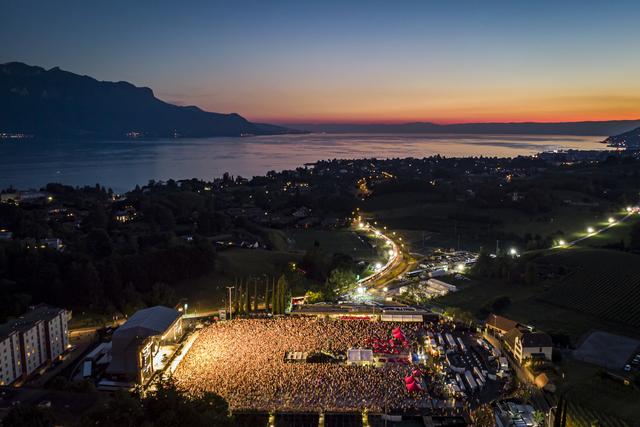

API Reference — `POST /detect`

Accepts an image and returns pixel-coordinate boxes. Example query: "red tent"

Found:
[406,381,421,392]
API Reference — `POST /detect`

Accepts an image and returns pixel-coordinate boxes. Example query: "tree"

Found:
[471,404,495,427]
[264,280,271,311]
[2,406,56,427]
[86,228,113,258]
[149,282,176,307]
[245,282,251,313]
[273,275,288,315]
[253,279,258,311]
[532,410,546,427]
[84,381,233,427]
[325,269,357,298]
[305,290,324,304]
[444,307,475,326]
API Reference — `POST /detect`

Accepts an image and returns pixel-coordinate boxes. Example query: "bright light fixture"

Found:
[587,227,595,233]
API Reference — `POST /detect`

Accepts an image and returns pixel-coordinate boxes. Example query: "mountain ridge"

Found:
[602,126,640,149]
[283,120,640,136]
[0,62,299,139]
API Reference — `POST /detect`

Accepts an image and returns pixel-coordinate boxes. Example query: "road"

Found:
[556,209,636,249]
[354,223,412,297]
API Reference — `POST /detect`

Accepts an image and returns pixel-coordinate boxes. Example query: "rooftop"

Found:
[0,304,65,340]
[114,306,181,338]
[486,313,519,333]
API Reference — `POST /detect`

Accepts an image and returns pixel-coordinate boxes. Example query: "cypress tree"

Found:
[234,281,240,315]
[245,282,251,313]
[276,275,287,314]
[271,278,277,313]
[253,279,258,311]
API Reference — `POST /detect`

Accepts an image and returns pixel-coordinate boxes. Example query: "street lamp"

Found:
[509,248,518,256]
[608,217,615,224]
[558,239,565,246]
[587,226,595,234]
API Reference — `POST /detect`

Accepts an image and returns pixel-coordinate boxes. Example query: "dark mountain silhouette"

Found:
[0,62,299,139]
[287,120,640,136]
[603,126,640,149]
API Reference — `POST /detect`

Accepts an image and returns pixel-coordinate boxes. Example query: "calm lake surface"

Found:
[0,133,606,193]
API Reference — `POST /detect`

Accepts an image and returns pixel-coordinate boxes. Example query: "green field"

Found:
[286,228,379,260]
[437,247,640,341]
[558,360,640,426]
[362,191,631,251]
[538,248,640,329]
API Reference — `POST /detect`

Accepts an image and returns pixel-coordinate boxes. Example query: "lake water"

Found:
[0,133,606,193]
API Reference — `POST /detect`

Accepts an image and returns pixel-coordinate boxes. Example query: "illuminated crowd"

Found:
[173,317,435,412]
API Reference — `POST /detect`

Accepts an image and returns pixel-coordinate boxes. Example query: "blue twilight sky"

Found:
[1,0,639,123]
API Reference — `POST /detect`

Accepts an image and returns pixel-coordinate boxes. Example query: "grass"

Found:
[537,248,640,330]
[286,228,379,260]
[437,247,640,342]
[581,215,640,248]
[362,190,631,252]
[557,359,640,426]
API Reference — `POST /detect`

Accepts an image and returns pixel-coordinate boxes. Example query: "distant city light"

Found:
[608,217,615,224]
[383,287,388,292]
[456,263,465,271]
[388,249,394,257]
[374,262,382,271]
[587,226,595,233]
[558,239,566,246]
[626,206,632,212]
[357,286,365,295]
[509,248,518,256]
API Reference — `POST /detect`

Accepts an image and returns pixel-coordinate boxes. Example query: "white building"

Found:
[107,306,182,384]
[0,305,69,385]
[504,329,553,364]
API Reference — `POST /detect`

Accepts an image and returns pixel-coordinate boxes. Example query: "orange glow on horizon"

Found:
[250,112,640,126]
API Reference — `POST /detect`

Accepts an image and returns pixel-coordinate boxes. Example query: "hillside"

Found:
[0,62,298,139]
[603,126,640,149]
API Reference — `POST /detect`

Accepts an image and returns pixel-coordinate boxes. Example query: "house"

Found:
[106,306,182,384]
[503,329,553,363]
[292,206,311,218]
[42,238,64,251]
[485,314,519,337]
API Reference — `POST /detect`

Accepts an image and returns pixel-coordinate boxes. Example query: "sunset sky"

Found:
[2,0,639,124]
